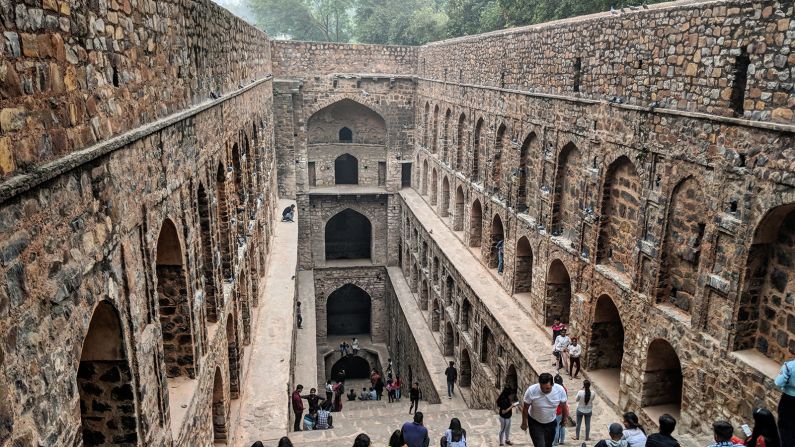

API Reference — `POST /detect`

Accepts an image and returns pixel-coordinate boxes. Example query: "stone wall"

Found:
[314,267,388,343]
[0,0,272,178]
[0,0,277,441]
[417,0,794,124]
[307,144,388,187]
[271,41,417,78]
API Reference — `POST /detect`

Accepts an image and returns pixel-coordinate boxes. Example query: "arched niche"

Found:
[325,209,372,261]
[308,99,386,145]
[327,284,372,335]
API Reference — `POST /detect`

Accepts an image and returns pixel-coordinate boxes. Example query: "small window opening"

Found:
[339,127,352,143]
[332,79,338,88]
[112,66,120,87]
[730,51,750,117]
[738,153,746,167]
[573,57,582,93]
[729,200,738,213]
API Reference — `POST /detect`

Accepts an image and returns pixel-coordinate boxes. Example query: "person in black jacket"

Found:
[646,414,680,447]
[445,361,458,399]
[409,382,423,414]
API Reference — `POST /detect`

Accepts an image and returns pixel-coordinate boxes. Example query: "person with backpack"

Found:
[574,380,595,441]
[774,349,795,447]
[497,386,515,446]
[442,418,468,447]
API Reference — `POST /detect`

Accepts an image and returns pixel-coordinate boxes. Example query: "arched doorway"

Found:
[514,236,533,294]
[641,339,682,417]
[422,160,429,195]
[431,168,438,206]
[480,325,495,367]
[597,156,641,276]
[587,295,624,401]
[469,200,482,248]
[432,299,441,331]
[455,113,465,170]
[460,349,472,387]
[216,163,232,280]
[487,214,505,269]
[454,186,465,231]
[331,355,371,379]
[335,153,358,184]
[444,322,455,356]
[227,318,241,399]
[325,209,372,260]
[472,118,483,181]
[78,301,138,446]
[492,124,506,197]
[420,279,429,310]
[506,364,518,397]
[462,299,472,332]
[552,142,581,240]
[517,133,535,210]
[441,176,451,217]
[197,184,218,322]
[445,275,455,305]
[327,284,372,335]
[156,219,196,378]
[212,367,228,442]
[545,260,572,325]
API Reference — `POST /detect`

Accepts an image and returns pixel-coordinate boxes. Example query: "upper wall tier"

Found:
[0,0,272,178]
[417,0,794,125]
[271,41,418,76]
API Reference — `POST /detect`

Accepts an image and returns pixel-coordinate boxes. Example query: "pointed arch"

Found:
[339,126,353,142]
[334,153,359,185]
[443,108,452,163]
[453,186,465,231]
[432,299,441,331]
[597,156,641,276]
[423,102,430,147]
[460,349,472,387]
[325,209,372,260]
[422,159,429,195]
[514,236,533,294]
[441,176,451,217]
[552,142,581,240]
[469,199,483,248]
[487,213,505,269]
[444,322,455,356]
[545,259,572,325]
[432,104,440,154]
[431,168,438,206]
[327,284,372,335]
[216,163,233,280]
[226,317,241,399]
[420,279,429,310]
[197,184,219,323]
[587,294,624,399]
[641,339,682,415]
[212,367,228,441]
[517,132,535,211]
[456,113,466,170]
[307,98,386,145]
[472,118,484,181]
[492,124,506,197]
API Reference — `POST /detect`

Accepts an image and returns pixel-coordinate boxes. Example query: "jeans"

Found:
[499,416,512,443]
[447,380,455,397]
[575,410,591,440]
[497,252,504,273]
[283,211,294,222]
[569,356,581,377]
[293,409,303,431]
[552,414,565,445]
[409,398,420,413]
[528,417,557,447]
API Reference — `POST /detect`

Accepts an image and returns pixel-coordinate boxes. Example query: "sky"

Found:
[212,0,257,24]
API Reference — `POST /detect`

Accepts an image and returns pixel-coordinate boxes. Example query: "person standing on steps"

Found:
[401,411,430,447]
[325,379,334,404]
[497,385,515,446]
[303,387,326,413]
[394,375,404,401]
[521,373,569,447]
[552,374,567,446]
[445,361,458,399]
[775,345,795,447]
[574,380,595,442]
[351,337,360,355]
[409,382,423,414]
[291,384,305,432]
[568,337,582,378]
[551,318,565,347]
[553,328,571,372]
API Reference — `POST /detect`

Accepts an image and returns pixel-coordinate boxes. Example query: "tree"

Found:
[248,0,353,41]
[353,0,447,45]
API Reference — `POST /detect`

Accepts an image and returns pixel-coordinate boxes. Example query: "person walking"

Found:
[520,373,569,447]
[496,239,505,274]
[497,386,515,446]
[646,414,680,447]
[387,378,397,403]
[282,204,296,222]
[622,412,647,447]
[445,361,458,399]
[552,375,567,446]
[409,382,423,414]
[442,418,468,447]
[291,385,305,432]
[401,412,430,447]
[553,329,571,372]
[395,375,403,401]
[706,421,745,447]
[774,347,795,447]
[574,380,595,441]
[744,408,780,447]
[568,337,582,378]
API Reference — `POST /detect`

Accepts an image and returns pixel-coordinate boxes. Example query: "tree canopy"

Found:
[246,0,666,44]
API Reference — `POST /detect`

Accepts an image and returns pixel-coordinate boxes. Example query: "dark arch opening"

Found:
[226,318,241,399]
[197,184,219,322]
[327,284,372,335]
[78,301,138,446]
[332,355,371,379]
[460,349,472,387]
[514,236,533,294]
[587,295,624,401]
[325,209,372,260]
[216,164,233,280]
[444,322,455,356]
[487,214,505,269]
[212,367,228,441]
[335,153,359,185]
[454,186,465,231]
[469,200,482,248]
[545,259,572,326]
[641,339,682,415]
[339,127,353,142]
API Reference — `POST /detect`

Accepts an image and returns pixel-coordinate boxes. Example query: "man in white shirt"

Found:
[553,328,571,371]
[521,373,569,447]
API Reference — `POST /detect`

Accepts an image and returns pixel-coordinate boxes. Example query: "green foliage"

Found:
[248,0,353,41]
[353,0,448,45]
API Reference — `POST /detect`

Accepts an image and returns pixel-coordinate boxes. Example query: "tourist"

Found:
[395,375,404,401]
[744,408,780,447]
[303,408,316,430]
[375,374,385,400]
[304,387,326,413]
[774,348,794,447]
[358,387,370,400]
[369,387,377,400]
[277,437,294,447]
[401,411,430,447]
[340,341,349,356]
[353,433,372,447]
[336,368,346,383]
[333,381,344,411]
[553,374,567,446]
[371,369,381,388]
[553,328,571,372]
[316,404,333,429]
[445,361,458,399]
[352,337,360,355]
[706,421,745,447]
[441,417,468,447]
[347,388,357,401]
[389,429,406,447]
[496,239,505,274]
[296,301,302,329]
[622,412,647,447]
[551,318,565,346]
[282,204,296,222]
[326,379,334,403]
[409,382,423,414]
[568,337,582,378]
[520,372,569,447]
[594,423,628,447]
[646,414,680,447]
[388,376,397,402]
[387,358,394,376]
[497,385,515,446]
[574,380,595,441]
[291,384,305,431]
